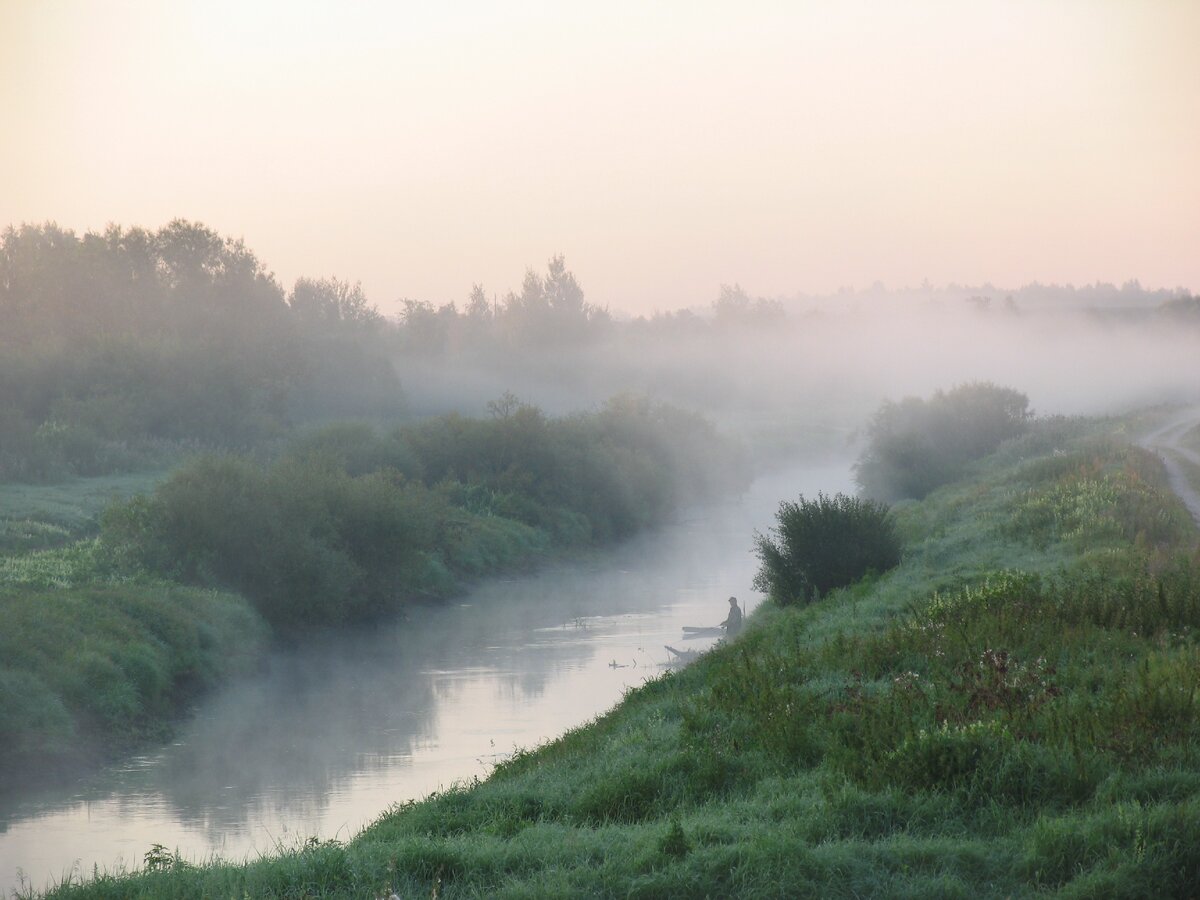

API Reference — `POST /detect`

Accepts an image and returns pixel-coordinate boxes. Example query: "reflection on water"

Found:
[0,461,851,895]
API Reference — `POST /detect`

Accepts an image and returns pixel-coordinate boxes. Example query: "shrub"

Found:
[287,422,422,479]
[855,382,1031,502]
[100,400,746,629]
[753,492,901,605]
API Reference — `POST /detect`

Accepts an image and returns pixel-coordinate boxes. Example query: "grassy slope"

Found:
[0,472,268,786]
[1182,424,1200,492]
[37,416,1200,898]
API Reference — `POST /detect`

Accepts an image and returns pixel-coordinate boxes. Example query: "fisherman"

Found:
[720,596,743,638]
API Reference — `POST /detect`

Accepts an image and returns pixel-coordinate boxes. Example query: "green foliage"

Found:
[101,455,456,628]
[658,819,692,859]
[0,221,404,480]
[855,382,1031,501]
[753,492,901,605]
[1005,447,1194,550]
[0,582,266,784]
[287,421,422,478]
[101,400,745,629]
[0,539,112,589]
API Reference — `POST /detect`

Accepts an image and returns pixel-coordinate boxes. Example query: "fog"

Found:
[5,2,1200,894]
[392,282,1200,454]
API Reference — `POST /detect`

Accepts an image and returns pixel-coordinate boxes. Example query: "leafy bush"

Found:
[287,422,422,479]
[855,382,1031,501]
[753,492,901,605]
[102,399,747,629]
[101,455,457,629]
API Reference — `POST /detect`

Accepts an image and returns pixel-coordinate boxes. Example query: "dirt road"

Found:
[1138,407,1200,526]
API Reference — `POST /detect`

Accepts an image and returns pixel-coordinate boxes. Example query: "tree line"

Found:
[0,221,788,481]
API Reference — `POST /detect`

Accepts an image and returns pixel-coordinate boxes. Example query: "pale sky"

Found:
[2,0,1198,314]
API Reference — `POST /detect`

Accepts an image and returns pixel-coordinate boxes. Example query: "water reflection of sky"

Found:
[0,461,851,894]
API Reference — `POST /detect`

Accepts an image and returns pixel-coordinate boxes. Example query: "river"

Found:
[0,460,852,896]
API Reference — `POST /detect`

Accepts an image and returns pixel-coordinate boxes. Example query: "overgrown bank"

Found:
[101,394,745,629]
[38,413,1200,898]
[1,397,745,788]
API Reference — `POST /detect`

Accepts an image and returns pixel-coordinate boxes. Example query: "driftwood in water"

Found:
[664,644,700,663]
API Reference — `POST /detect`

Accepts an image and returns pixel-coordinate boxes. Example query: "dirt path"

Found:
[1138,407,1200,526]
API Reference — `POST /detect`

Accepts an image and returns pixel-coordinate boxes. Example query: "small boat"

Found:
[681,626,724,638]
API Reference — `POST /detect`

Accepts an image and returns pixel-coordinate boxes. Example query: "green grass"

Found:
[0,581,267,784]
[32,415,1200,898]
[0,471,166,553]
[1177,424,1200,497]
[0,469,265,787]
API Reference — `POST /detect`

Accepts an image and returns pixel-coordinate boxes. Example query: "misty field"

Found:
[31,413,1200,898]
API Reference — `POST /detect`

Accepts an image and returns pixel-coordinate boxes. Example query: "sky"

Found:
[2,0,1198,315]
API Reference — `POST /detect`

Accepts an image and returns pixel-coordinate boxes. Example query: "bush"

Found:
[100,399,745,629]
[753,492,901,605]
[101,455,453,629]
[855,382,1030,502]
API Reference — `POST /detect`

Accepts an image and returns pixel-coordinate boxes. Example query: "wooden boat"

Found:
[681,626,724,639]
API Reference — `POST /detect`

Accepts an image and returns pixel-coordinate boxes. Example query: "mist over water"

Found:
[0,461,852,894]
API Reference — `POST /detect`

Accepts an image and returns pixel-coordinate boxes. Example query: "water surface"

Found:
[0,461,851,895]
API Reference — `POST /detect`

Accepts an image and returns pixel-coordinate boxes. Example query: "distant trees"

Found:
[0,221,405,478]
[386,255,614,360]
[386,266,790,369]
[398,298,456,355]
[290,277,382,333]
[1158,295,1200,323]
[286,276,402,418]
[711,283,785,328]
[492,254,611,348]
[753,493,901,605]
[855,383,1031,502]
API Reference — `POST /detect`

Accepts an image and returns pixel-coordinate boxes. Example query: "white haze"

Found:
[391,293,1200,457]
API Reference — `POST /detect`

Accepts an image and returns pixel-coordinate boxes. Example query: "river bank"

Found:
[31,411,1200,898]
[2,460,849,896]
[0,401,747,799]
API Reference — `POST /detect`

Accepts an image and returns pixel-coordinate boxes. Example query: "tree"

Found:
[290,277,382,332]
[465,283,493,321]
[399,299,454,354]
[499,256,607,347]
[712,283,785,329]
[855,383,1031,502]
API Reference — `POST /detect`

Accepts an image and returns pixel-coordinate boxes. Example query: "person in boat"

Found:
[721,596,743,637]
